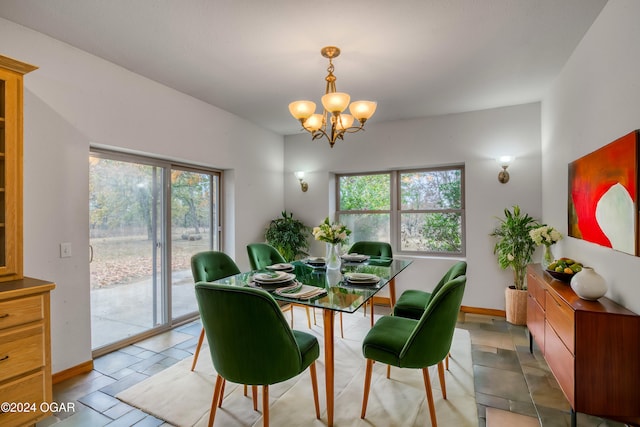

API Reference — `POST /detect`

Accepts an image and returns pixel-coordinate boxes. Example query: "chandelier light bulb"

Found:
[288,100,316,120]
[350,100,377,121]
[303,114,323,132]
[321,92,351,114]
[335,114,354,130]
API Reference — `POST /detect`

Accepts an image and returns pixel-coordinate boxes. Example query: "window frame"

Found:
[336,165,465,257]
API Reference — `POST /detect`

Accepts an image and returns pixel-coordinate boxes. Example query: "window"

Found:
[336,165,464,256]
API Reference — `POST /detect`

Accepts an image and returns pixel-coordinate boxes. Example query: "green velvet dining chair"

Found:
[360,275,467,427]
[348,241,393,324]
[190,251,242,372]
[195,282,321,427]
[392,260,467,376]
[394,260,467,320]
[246,243,311,329]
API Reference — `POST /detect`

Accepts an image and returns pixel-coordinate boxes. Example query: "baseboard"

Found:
[52,360,94,384]
[374,297,506,318]
[461,305,506,317]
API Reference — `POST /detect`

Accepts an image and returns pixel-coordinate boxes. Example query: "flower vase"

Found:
[542,245,554,270]
[326,243,341,270]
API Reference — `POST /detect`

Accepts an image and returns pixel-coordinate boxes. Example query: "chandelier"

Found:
[288,46,377,148]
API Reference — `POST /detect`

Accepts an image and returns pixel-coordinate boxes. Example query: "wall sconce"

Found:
[295,171,309,192]
[497,156,514,184]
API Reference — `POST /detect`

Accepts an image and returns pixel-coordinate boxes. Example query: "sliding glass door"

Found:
[89,151,220,353]
[170,168,219,320]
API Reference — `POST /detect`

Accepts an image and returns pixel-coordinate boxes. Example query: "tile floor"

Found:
[36,308,626,427]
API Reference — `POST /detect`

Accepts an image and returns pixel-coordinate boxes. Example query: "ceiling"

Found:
[0,0,608,136]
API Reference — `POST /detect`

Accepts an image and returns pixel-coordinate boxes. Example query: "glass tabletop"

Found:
[211,257,413,314]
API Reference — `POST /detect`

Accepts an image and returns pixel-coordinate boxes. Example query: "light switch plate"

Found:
[60,242,72,258]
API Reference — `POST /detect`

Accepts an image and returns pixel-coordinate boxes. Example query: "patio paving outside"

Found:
[91,269,198,349]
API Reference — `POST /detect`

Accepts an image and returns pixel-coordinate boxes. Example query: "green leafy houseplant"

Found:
[264,211,310,262]
[491,205,540,290]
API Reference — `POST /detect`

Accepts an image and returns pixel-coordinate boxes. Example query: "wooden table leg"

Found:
[323,309,335,427]
[388,278,397,309]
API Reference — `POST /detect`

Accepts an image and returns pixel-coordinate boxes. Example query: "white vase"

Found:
[325,243,341,270]
[570,267,607,301]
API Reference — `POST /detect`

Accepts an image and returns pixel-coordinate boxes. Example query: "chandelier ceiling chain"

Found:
[289,46,377,148]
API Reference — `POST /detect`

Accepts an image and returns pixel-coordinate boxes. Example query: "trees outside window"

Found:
[337,166,464,256]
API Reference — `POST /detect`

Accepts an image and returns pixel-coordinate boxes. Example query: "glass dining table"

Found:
[210,256,413,427]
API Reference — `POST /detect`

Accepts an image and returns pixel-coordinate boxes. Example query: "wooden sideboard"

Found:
[0,277,55,427]
[527,264,640,426]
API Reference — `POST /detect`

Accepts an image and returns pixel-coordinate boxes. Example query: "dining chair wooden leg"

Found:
[339,312,344,338]
[191,328,206,371]
[217,378,226,408]
[309,362,320,419]
[422,367,438,427]
[305,307,312,329]
[290,307,294,328]
[252,385,258,411]
[262,385,269,427]
[243,384,247,396]
[313,307,317,325]
[361,359,374,418]
[437,361,447,399]
[208,375,224,427]
[370,302,375,327]
[386,364,391,379]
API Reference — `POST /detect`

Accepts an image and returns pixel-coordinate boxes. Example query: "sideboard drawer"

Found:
[545,290,574,353]
[0,370,48,427]
[545,320,575,406]
[527,272,546,309]
[0,295,44,329]
[0,323,45,382]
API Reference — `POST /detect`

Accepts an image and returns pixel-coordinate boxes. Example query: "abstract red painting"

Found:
[568,130,639,255]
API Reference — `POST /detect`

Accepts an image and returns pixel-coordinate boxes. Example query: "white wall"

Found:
[1,18,285,373]
[284,103,542,311]
[542,0,640,313]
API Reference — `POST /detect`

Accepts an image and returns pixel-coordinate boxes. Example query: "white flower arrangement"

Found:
[312,217,351,245]
[529,225,562,247]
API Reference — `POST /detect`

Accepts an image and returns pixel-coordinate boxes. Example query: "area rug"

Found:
[116,309,478,426]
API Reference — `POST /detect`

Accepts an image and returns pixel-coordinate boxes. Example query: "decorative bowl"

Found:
[545,269,574,283]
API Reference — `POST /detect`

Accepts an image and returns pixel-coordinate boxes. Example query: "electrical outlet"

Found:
[60,242,72,258]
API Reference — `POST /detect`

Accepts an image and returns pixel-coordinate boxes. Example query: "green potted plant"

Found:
[264,211,310,262]
[490,205,540,324]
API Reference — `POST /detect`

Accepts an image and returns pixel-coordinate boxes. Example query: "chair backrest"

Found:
[246,243,286,270]
[399,275,466,368]
[427,261,467,306]
[195,282,305,384]
[190,251,241,283]
[348,241,393,258]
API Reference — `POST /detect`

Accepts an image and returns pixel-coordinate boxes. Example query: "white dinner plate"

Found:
[253,271,295,283]
[341,254,370,262]
[266,263,294,271]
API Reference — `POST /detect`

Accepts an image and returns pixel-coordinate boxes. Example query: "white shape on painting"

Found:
[595,183,635,254]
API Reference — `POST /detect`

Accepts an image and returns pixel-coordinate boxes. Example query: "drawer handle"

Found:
[0,313,9,319]
[0,355,9,362]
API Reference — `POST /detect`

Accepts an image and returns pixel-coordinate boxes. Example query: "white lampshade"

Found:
[335,114,354,130]
[498,155,514,167]
[349,100,377,121]
[289,100,316,120]
[294,171,305,179]
[321,92,350,113]
[303,114,324,132]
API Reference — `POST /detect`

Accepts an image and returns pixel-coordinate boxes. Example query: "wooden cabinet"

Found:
[0,277,55,427]
[0,55,37,282]
[527,264,640,425]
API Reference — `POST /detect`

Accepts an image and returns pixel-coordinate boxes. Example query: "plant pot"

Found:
[505,286,527,325]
